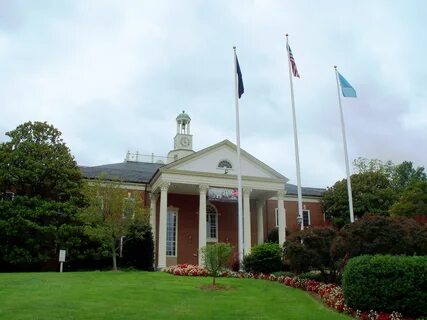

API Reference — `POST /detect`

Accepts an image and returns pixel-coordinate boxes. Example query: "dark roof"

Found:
[80,161,164,183]
[80,162,325,197]
[286,183,325,197]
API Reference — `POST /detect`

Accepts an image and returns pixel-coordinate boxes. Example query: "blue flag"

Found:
[338,72,357,98]
[236,56,244,98]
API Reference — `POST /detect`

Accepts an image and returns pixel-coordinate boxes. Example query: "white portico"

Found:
[150,139,288,269]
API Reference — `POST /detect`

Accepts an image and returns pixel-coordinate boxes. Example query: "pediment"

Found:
[162,140,288,182]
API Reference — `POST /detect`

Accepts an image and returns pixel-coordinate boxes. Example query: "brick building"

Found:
[81,111,324,268]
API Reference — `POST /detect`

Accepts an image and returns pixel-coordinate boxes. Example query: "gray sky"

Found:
[1,0,426,188]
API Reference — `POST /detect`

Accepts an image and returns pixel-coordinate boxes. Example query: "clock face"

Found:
[180,137,190,147]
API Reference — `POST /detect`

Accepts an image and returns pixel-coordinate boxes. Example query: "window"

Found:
[1,191,15,201]
[274,208,279,227]
[206,204,218,241]
[96,195,104,210]
[166,210,178,256]
[303,209,311,227]
[217,160,232,169]
[123,196,135,219]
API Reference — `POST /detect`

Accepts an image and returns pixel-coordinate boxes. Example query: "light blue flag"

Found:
[338,72,357,98]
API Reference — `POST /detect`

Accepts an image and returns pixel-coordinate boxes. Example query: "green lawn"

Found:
[0,272,351,320]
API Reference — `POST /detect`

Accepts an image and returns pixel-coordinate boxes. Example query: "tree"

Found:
[321,171,396,226]
[200,243,232,285]
[391,161,427,191]
[389,181,427,217]
[0,121,83,202]
[353,157,395,178]
[353,158,426,192]
[121,220,154,270]
[284,227,343,283]
[242,243,283,274]
[338,215,427,257]
[0,122,94,271]
[81,176,149,271]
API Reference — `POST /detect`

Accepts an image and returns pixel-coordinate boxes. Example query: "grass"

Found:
[0,271,351,320]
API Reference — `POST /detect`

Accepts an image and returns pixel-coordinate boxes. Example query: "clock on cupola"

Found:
[167,110,195,163]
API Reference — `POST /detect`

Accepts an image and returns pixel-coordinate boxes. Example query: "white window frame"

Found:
[216,159,234,174]
[96,195,104,210]
[166,208,178,257]
[122,196,135,219]
[303,209,311,227]
[5,191,15,200]
[206,203,218,242]
[274,208,279,227]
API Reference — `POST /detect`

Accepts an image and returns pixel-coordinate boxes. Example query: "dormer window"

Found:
[218,160,232,169]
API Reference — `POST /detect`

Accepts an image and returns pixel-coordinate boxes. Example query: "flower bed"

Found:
[164,265,411,320]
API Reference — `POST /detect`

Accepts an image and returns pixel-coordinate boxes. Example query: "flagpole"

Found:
[334,66,355,223]
[286,34,304,231]
[233,46,244,267]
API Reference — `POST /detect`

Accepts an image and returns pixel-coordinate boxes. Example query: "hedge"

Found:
[342,255,427,317]
[242,243,282,274]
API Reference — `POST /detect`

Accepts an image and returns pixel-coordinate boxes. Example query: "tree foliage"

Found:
[0,122,101,271]
[243,243,283,274]
[321,171,396,226]
[284,227,343,283]
[389,181,427,217]
[284,216,427,284]
[338,215,427,257]
[201,243,232,285]
[80,176,149,270]
[121,220,154,270]
[0,121,83,202]
[323,158,427,226]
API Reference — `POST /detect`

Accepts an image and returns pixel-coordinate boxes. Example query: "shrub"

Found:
[284,227,343,283]
[296,271,324,282]
[201,243,232,285]
[266,227,290,244]
[266,227,279,243]
[121,222,154,271]
[339,215,427,257]
[271,271,295,277]
[242,243,282,274]
[342,255,427,317]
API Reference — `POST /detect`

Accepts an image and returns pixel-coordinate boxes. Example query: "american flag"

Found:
[287,44,300,78]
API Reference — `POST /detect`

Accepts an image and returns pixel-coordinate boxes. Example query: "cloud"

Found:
[0,0,425,188]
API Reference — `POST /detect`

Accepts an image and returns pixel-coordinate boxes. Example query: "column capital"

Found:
[150,192,158,201]
[160,182,170,192]
[199,184,209,193]
[277,189,286,199]
[243,187,252,196]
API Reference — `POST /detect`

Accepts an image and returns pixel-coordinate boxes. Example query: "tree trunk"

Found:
[213,275,216,286]
[111,238,117,271]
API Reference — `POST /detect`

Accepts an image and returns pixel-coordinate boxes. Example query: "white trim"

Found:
[166,207,179,257]
[206,203,218,242]
[122,196,136,219]
[274,208,279,227]
[303,209,311,227]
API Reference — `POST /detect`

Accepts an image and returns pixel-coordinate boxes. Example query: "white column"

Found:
[198,184,208,266]
[243,187,252,255]
[256,199,265,245]
[150,193,158,269]
[158,182,170,269]
[277,190,286,245]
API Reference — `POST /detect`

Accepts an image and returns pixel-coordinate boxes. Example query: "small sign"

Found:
[59,250,66,262]
[208,187,238,202]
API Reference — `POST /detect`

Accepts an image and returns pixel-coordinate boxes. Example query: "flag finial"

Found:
[233,46,236,50]
[334,65,337,69]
